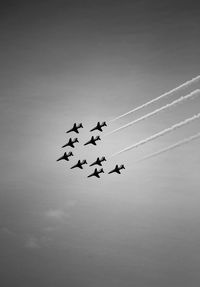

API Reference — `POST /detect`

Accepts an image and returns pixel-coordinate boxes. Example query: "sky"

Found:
[0,0,200,286]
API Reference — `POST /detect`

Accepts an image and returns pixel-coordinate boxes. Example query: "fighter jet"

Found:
[90,121,107,132]
[57,151,73,162]
[87,168,104,178]
[84,136,101,146]
[71,159,87,169]
[62,138,79,148]
[66,123,83,134]
[90,156,106,167]
[108,164,125,174]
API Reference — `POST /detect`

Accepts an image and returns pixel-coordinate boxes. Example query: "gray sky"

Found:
[0,1,200,286]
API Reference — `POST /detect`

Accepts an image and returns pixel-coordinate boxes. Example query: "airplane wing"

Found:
[96,174,100,178]
[79,165,83,169]
[93,142,96,145]
[88,173,94,178]
[116,170,121,174]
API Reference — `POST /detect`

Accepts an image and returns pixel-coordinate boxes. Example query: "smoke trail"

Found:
[106,90,200,136]
[111,75,200,122]
[111,112,200,157]
[136,132,200,163]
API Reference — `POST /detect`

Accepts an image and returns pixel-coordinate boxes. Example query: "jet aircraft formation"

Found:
[57,75,200,180]
[57,122,125,179]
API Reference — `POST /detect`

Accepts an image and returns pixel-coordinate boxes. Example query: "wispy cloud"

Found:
[25,236,40,249]
[45,209,67,220]
[0,227,17,237]
[25,234,52,249]
[44,200,77,222]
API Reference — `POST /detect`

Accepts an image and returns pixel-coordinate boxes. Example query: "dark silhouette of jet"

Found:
[90,121,107,132]
[62,138,79,148]
[66,123,83,134]
[90,156,106,167]
[84,136,101,146]
[87,168,104,178]
[57,151,73,162]
[108,164,125,174]
[71,159,87,169]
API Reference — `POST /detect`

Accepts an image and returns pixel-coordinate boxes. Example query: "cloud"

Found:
[25,235,52,249]
[25,236,40,249]
[45,209,67,220]
[44,200,77,222]
[65,199,76,208]
[0,227,17,237]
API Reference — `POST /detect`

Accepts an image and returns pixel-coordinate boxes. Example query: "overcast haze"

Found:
[0,1,200,286]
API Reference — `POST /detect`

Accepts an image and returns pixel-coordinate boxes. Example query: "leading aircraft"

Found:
[71,159,87,170]
[87,168,104,178]
[84,136,101,146]
[108,164,125,174]
[90,121,107,132]
[66,123,83,134]
[57,151,73,162]
[62,137,79,148]
[90,156,106,167]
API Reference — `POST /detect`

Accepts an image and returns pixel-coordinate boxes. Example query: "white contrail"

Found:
[106,90,200,136]
[111,112,200,157]
[135,132,200,163]
[111,75,200,122]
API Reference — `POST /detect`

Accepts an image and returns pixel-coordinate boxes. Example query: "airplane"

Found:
[90,156,106,167]
[57,151,73,162]
[66,123,83,134]
[90,121,107,132]
[62,138,79,148]
[108,164,125,174]
[71,159,87,170]
[87,168,104,178]
[84,136,101,146]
